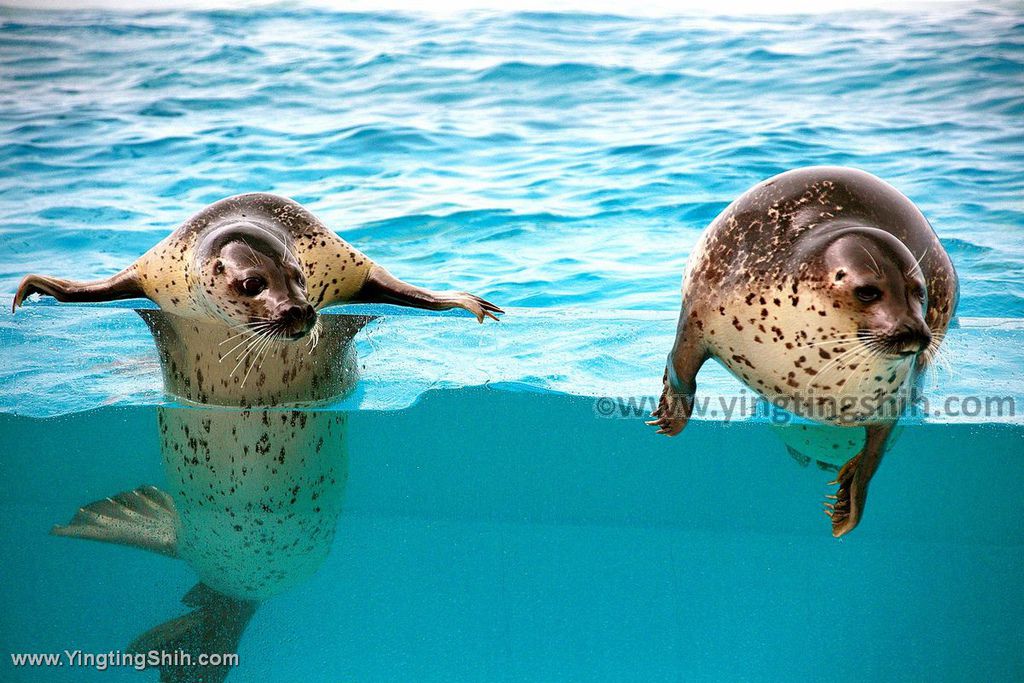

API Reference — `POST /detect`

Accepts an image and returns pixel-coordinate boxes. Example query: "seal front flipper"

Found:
[354,264,504,323]
[12,267,145,312]
[827,422,895,537]
[51,485,177,557]
[647,316,707,436]
[128,583,257,683]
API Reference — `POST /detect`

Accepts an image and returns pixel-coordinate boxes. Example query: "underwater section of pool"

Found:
[1,307,1023,681]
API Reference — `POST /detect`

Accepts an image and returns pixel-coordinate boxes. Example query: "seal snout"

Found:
[888,323,932,357]
[275,302,317,340]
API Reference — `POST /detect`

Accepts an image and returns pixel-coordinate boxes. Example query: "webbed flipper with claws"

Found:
[647,317,706,436]
[13,268,145,313]
[647,368,694,436]
[354,264,504,323]
[825,423,894,537]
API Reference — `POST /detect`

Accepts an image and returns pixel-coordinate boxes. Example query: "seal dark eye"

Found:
[239,277,266,296]
[854,285,882,303]
[913,287,926,302]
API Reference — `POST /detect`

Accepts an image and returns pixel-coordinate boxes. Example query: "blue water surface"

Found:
[0,2,1022,316]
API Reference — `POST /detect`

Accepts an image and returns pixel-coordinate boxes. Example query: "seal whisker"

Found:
[219,322,274,347]
[906,246,930,278]
[220,323,274,360]
[803,334,865,345]
[237,327,276,361]
[242,238,261,268]
[820,340,868,369]
[813,342,870,386]
[228,326,276,379]
[307,317,323,355]
[220,330,262,362]
[240,328,278,389]
[835,345,873,388]
[861,246,882,278]
[921,331,946,361]
[227,334,264,380]
[222,321,259,337]
[802,335,865,348]
[864,334,898,362]
[819,338,879,386]
[234,327,276,385]
[844,344,878,392]
[250,327,284,384]
[935,348,957,381]
[922,335,958,384]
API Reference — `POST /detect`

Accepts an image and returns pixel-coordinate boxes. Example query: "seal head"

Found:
[812,227,932,358]
[195,222,317,339]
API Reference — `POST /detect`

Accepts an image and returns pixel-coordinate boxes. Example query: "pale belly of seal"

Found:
[159,407,348,601]
[703,285,916,425]
[51,310,373,681]
[143,312,369,599]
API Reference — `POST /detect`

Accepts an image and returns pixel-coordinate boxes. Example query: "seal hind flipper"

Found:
[51,485,178,557]
[128,583,257,683]
[354,264,504,323]
[13,267,145,312]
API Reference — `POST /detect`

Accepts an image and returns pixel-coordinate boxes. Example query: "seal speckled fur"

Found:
[131,193,373,315]
[14,192,503,324]
[50,313,371,682]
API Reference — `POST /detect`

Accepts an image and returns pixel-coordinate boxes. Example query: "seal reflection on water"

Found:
[649,167,958,537]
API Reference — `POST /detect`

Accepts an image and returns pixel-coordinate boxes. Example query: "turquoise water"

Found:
[1,3,1024,682]
[2,397,1023,681]
[0,3,1022,315]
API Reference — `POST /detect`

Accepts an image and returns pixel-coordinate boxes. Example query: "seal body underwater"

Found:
[13,192,503,326]
[50,313,371,683]
[648,166,958,537]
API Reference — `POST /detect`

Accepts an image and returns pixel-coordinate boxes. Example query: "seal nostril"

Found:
[278,304,316,336]
[892,329,931,355]
[281,305,304,323]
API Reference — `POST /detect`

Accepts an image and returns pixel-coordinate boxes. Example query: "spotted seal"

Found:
[24,194,500,682]
[648,167,958,537]
[13,192,503,326]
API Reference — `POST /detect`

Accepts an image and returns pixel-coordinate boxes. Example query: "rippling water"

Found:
[0,3,1022,317]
